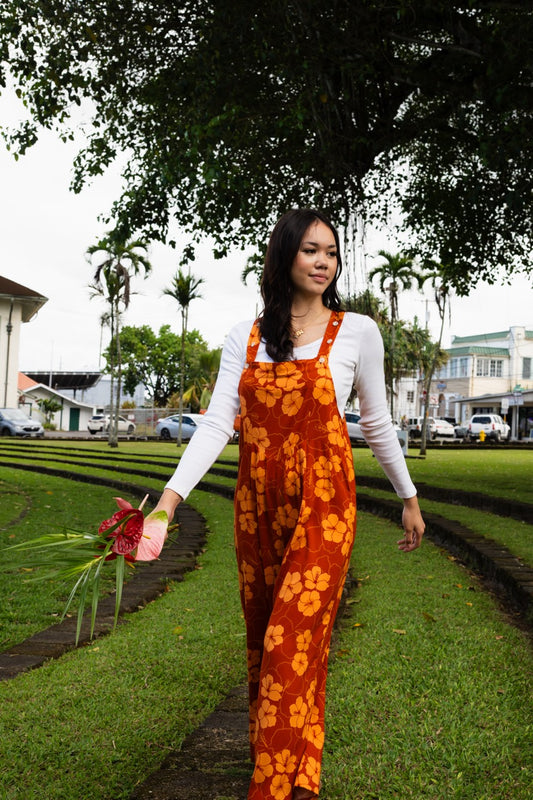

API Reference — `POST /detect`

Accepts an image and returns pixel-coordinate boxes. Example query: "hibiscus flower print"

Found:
[312,375,335,405]
[245,424,271,450]
[298,590,322,616]
[284,469,301,497]
[307,723,325,750]
[238,510,257,536]
[342,527,355,556]
[314,477,335,502]
[304,565,330,593]
[256,385,283,408]
[344,502,356,526]
[257,698,277,729]
[274,362,304,392]
[289,696,308,728]
[254,363,275,386]
[281,389,304,416]
[282,431,300,455]
[313,455,332,479]
[290,523,307,550]
[303,755,321,789]
[273,503,300,533]
[264,624,284,651]
[327,416,345,447]
[296,629,312,652]
[291,650,308,676]
[253,752,274,784]
[322,513,347,543]
[270,773,291,800]
[261,674,283,702]
[278,571,302,602]
[274,749,298,775]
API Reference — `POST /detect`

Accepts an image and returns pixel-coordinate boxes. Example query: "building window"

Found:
[523,357,532,380]
[476,358,503,377]
[459,357,468,377]
[406,390,414,403]
[450,359,458,378]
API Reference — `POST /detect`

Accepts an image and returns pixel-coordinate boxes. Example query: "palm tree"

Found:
[88,236,151,447]
[182,348,222,411]
[163,269,205,445]
[368,250,426,419]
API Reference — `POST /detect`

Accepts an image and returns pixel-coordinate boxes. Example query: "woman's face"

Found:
[290,220,338,300]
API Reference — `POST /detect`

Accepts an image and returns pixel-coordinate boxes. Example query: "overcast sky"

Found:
[1,93,531,374]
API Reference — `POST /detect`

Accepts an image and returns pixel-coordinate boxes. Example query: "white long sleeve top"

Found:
[165,312,417,500]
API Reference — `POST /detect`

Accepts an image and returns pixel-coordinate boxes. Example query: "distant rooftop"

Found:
[452,328,533,345]
[447,346,509,357]
[22,371,101,392]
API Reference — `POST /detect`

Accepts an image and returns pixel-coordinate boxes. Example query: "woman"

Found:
[154,209,425,800]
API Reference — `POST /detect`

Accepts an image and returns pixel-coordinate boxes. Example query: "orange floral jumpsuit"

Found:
[235,311,356,799]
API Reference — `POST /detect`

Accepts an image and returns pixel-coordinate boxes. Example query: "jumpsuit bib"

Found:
[235,310,357,799]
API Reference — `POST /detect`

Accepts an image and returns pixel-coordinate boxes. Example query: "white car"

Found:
[345,411,364,443]
[467,414,510,442]
[87,414,136,435]
[155,413,205,441]
[408,416,455,440]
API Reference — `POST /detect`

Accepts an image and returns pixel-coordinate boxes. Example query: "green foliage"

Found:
[36,396,62,423]
[1,2,532,290]
[103,324,213,406]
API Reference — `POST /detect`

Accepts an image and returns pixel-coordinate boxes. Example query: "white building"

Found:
[429,326,533,437]
[0,276,47,408]
[18,373,95,432]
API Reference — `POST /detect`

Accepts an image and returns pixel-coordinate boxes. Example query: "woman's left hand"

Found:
[397,496,425,552]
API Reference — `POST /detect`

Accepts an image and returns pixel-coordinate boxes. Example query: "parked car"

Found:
[345,411,364,443]
[87,414,136,434]
[442,417,467,439]
[0,408,44,437]
[408,416,455,440]
[467,414,510,442]
[155,413,205,441]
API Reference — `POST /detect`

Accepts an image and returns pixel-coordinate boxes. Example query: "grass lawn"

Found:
[0,442,531,799]
[354,445,533,504]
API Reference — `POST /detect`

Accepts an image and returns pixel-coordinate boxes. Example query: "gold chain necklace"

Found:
[291,309,327,339]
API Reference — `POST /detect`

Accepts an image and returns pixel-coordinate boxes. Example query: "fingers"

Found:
[397,525,425,552]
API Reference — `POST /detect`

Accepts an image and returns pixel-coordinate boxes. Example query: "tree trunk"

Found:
[177,307,187,447]
[418,292,447,457]
[108,301,119,448]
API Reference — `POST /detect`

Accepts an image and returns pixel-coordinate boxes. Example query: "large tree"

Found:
[104,324,211,408]
[1,2,532,289]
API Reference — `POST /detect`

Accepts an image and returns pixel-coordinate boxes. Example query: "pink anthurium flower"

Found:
[135,510,169,561]
[113,497,134,510]
[98,507,144,555]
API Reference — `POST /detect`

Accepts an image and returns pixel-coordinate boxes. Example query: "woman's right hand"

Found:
[153,488,183,523]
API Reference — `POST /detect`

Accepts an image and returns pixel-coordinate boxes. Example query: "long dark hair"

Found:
[259,208,343,361]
